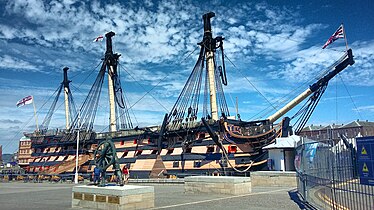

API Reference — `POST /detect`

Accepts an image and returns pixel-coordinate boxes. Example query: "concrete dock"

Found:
[0,182,307,210]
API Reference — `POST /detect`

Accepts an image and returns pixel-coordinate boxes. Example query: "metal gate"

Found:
[296,138,374,209]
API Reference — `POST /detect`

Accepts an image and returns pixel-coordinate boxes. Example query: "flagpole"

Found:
[32,96,40,132]
[342,23,349,51]
[74,111,80,184]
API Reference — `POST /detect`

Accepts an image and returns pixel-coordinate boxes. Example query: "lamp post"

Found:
[74,113,80,184]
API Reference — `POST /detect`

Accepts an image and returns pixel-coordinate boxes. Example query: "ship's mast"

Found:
[105,31,120,132]
[203,12,218,121]
[166,12,228,127]
[63,67,71,130]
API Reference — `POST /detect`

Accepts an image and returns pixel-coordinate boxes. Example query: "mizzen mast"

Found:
[63,67,71,130]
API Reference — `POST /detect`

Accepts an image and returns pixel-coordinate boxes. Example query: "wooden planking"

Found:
[117,152,124,158]
[160,149,167,156]
[65,155,72,161]
[141,150,153,155]
[163,160,194,169]
[56,156,65,161]
[173,147,183,155]
[127,151,136,157]
[131,159,157,171]
[191,146,207,153]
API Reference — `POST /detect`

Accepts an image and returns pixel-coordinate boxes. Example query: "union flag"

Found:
[322,24,345,49]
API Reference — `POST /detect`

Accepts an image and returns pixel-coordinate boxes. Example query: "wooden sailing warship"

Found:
[24,12,354,178]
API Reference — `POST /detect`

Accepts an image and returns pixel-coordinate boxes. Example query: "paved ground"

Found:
[0,182,308,210]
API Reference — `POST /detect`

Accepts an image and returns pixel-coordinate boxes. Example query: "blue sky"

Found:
[0,0,373,154]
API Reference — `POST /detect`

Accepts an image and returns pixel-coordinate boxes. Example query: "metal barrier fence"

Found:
[296,139,374,210]
[0,173,89,183]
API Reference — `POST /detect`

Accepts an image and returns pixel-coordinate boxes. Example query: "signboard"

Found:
[356,136,374,186]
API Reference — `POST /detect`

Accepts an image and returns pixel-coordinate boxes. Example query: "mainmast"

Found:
[203,12,218,121]
[166,12,228,128]
[63,67,71,130]
[105,31,121,132]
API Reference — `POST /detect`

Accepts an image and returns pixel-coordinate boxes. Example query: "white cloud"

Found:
[354,105,374,113]
[339,41,374,86]
[267,39,374,86]
[0,24,18,39]
[0,55,39,71]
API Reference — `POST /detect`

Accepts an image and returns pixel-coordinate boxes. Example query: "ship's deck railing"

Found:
[25,129,68,137]
[96,129,146,139]
[166,120,213,131]
[26,120,216,144]
[96,121,206,139]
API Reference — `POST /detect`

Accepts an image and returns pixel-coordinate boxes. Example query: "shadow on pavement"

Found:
[288,189,317,210]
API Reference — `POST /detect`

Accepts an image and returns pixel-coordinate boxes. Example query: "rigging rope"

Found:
[97,45,201,133]
[70,58,107,131]
[247,50,350,121]
[221,144,254,173]
[292,85,327,134]
[224,54,277,112]
[338,74,364,120]
[40,84,63,130]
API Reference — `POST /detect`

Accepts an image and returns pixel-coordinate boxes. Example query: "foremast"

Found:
[39,67,77,132]
[67,31,132,134]
[105,32,121,132]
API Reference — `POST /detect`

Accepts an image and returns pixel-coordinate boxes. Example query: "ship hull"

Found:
[25,120,272,178]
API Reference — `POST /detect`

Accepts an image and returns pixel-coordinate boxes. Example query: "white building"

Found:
[263,135,300,171]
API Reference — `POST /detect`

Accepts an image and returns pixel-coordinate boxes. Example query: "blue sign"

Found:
[356,136,374,186]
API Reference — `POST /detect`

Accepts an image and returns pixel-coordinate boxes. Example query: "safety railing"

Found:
[296,138,374,209]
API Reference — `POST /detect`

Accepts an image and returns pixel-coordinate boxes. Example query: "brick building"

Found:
[299,120,374,141]
[18,136,32,171]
